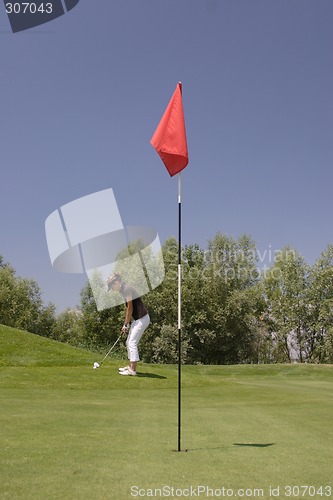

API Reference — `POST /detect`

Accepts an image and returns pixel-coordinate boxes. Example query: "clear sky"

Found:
[1,0,332,312]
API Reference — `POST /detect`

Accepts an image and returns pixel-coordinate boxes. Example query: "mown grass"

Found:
[0,324,332,499]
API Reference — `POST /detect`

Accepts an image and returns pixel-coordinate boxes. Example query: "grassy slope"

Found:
[0,325,332,499]
[0,324,95,367]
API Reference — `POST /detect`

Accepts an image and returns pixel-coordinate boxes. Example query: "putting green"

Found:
[0,326,332,499]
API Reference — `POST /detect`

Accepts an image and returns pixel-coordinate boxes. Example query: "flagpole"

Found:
[149,81,188,453]
[177,171,182,452]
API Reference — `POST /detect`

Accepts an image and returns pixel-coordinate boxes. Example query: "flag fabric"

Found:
[150,83,189,177]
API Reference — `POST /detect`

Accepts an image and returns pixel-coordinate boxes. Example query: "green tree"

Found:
[262,247,310,362]
[51,308,84,345]
[75,236,333,365]
[199,233,260,364]
[142,234,262,364]
[79,278,123,349]
[0,257,56,336]
[306,245,333,362]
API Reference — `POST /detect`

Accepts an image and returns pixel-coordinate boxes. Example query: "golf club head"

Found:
[93,362,100,369]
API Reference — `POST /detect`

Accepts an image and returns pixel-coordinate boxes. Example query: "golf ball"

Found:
[93,362,100,369]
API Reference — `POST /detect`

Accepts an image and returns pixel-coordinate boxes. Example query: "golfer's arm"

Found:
[125,297,133,324]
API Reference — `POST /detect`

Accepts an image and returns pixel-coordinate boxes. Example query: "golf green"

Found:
[0,326,332,499]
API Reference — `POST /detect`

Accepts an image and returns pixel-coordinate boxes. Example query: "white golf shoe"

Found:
[118,365,130,372]
[119,367,136,376]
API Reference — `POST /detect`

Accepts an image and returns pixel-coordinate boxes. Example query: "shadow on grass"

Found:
[233,443,275,448]
[185,443,275,452]
[136,372,167,379]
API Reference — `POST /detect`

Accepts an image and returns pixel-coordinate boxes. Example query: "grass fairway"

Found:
[0,325,332,499]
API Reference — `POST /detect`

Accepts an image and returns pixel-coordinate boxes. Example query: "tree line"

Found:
[1,233,333,364]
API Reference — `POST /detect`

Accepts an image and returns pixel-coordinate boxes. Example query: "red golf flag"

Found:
[150,83,189,177]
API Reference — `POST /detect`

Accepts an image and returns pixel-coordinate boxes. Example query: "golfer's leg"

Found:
[128,315,150,371]
[126,335,131,362]
[127,321,141,370]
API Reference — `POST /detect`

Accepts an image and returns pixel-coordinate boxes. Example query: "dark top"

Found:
[121,284,148,320]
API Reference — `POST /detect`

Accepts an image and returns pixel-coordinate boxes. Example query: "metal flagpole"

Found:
[150,81,187,452]
[177,172,182,452]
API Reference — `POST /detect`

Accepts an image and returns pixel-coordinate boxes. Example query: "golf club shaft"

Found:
[100,334,122,364]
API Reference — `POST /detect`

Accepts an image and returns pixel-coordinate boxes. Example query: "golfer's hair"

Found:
[107,272,122,284]
[106,272,123,291]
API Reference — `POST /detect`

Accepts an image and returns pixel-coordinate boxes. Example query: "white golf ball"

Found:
[93,362,100,369]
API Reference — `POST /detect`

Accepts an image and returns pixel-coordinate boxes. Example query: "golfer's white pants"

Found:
[126,314,150,362]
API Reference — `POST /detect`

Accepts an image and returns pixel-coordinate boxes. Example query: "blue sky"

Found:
[1,0,332,312]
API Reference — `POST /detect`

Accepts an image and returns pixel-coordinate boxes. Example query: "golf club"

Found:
[93,334,122,369]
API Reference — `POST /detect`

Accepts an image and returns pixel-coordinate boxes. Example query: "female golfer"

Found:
[107,273,150,376]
